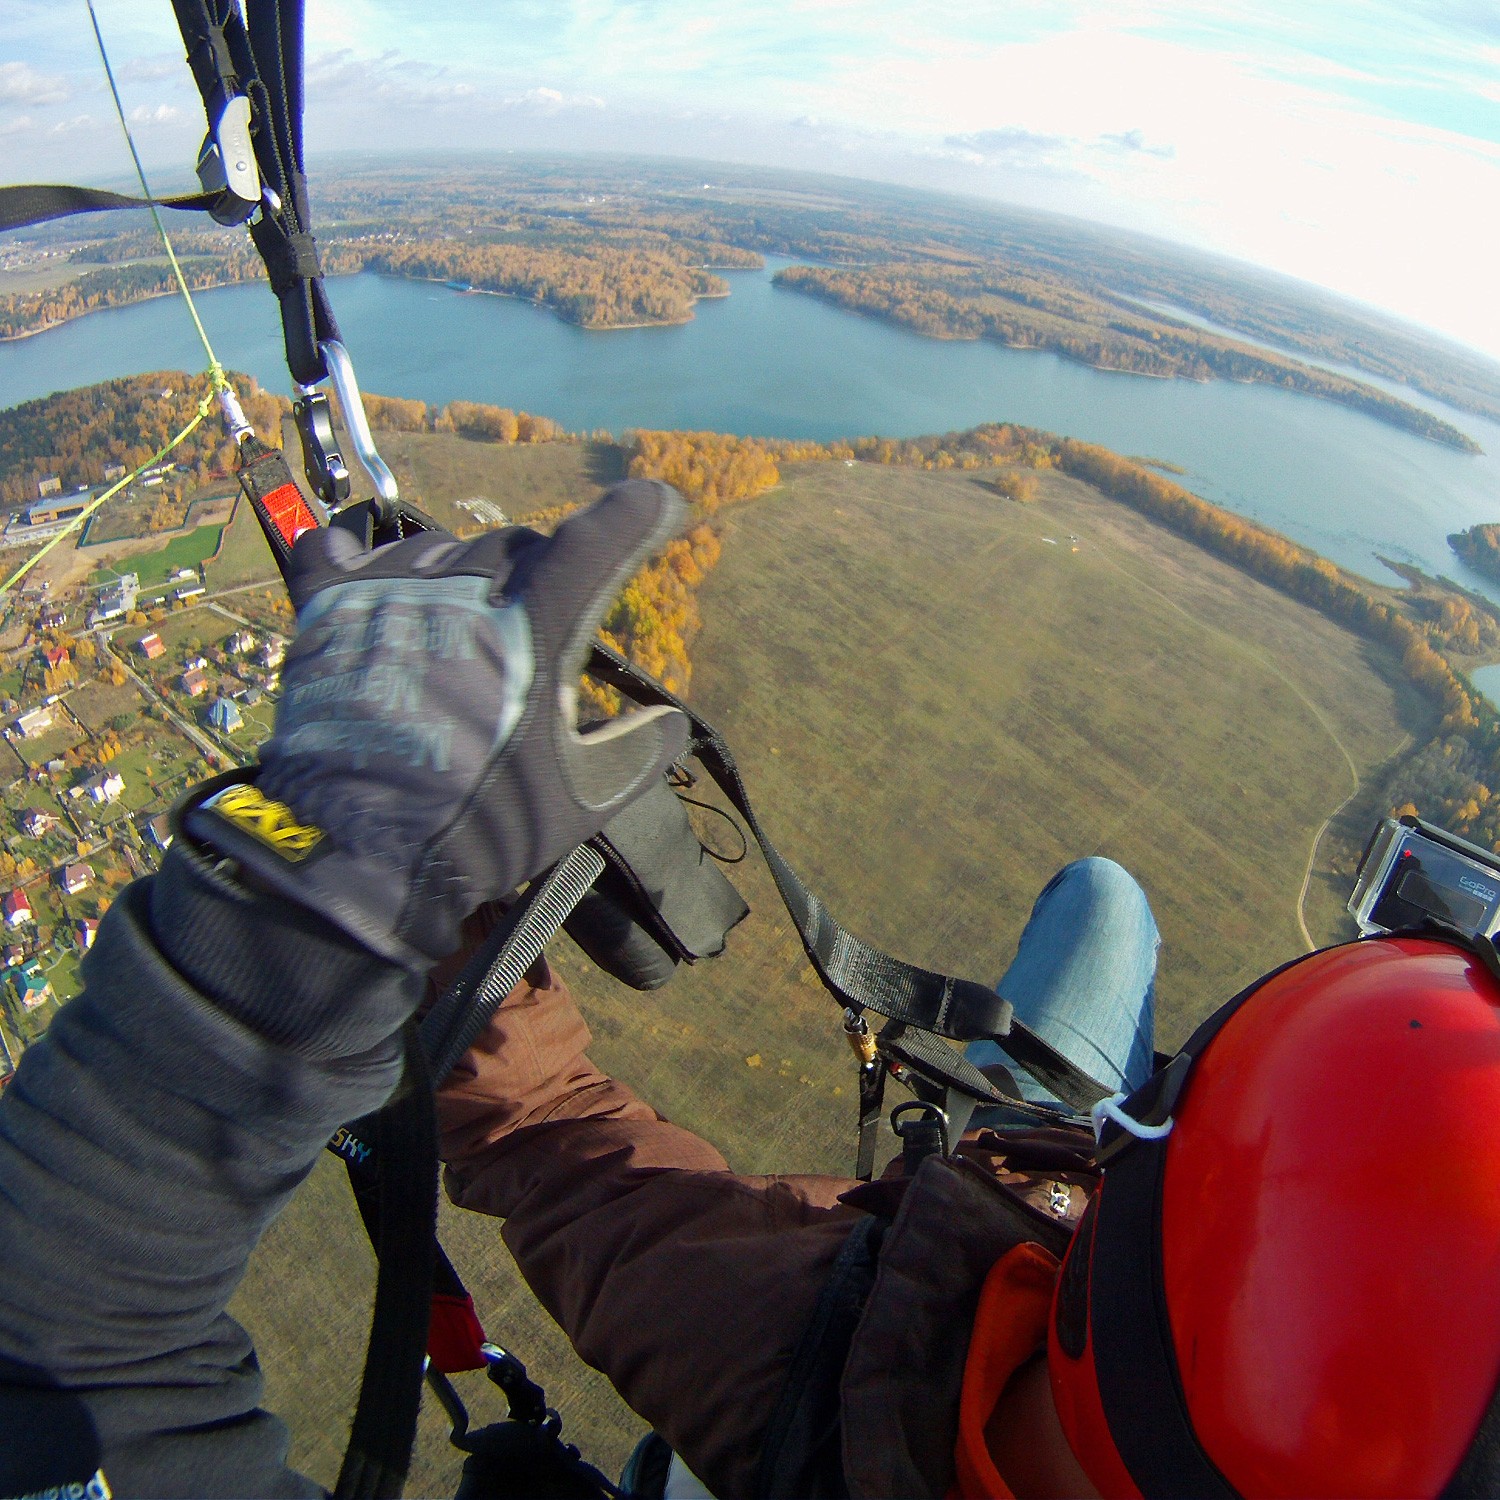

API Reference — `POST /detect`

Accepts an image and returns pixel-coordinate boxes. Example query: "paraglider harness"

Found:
[0,4,1116,1492]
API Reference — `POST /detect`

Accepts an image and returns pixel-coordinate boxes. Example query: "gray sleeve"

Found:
[0,843,423,1499]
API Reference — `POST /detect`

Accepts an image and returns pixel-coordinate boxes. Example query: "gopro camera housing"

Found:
[1348,815,1500,941]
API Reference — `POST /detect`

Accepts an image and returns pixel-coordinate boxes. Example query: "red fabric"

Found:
[950,1243,1060,1500]
[427,1290,489,1373]
[261,481,318,546]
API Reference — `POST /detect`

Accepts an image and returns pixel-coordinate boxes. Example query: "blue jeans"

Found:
[965,858,1159,1115]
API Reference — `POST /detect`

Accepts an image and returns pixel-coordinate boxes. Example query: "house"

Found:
[102,463,126,483]
[88,573,139,626]
[39,644,68,671]
[82,771,125,806]
[180,667,208,698]
[137,633,165,660]
[228,630,256,655]
[3,945,23,968]
[57,863,91,896]
[13,706,55,739]
[11,963,52,1012]
[38,607,65,630]
[20,809,54,839]
[259,638,286,669]
[183,655,207,673]
[206,696,242,733]
[174,585,206,603]
[36,476,61,498]
[75,918,98,952]
[3,889,31,928]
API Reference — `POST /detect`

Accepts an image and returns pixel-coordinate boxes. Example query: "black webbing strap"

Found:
[0,183,219,235]
[586,641,1110,1113]
[328,849,606,1496]
[242,0,341,385]
[335,1023,439,1500]
[421,846,608,1082]
[234,432,322,569]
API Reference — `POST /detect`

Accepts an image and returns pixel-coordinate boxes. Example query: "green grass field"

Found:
[228,457,1423,1493]
[89,523,223,592]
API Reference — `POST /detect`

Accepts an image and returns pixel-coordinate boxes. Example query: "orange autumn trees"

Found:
[627,430,783,511]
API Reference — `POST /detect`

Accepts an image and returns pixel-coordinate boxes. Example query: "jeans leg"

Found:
[966,858,1159,1111]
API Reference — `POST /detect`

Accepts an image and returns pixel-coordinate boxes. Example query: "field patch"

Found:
[89,523,224,593]
[203,498,280,591]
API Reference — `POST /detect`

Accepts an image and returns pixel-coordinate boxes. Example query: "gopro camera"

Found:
[1348,815,1500,941]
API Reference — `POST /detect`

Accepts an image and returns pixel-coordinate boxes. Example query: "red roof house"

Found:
[3,889,32,927]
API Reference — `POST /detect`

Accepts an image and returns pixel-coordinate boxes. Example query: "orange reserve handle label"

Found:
[205,783,325,862]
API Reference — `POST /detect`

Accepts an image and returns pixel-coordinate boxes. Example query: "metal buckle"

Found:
[195,93,260,226]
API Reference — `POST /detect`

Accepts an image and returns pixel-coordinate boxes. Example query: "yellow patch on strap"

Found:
[205,783,325,862]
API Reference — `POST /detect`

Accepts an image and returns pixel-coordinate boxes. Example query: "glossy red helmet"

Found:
[1048,936,1500,1498]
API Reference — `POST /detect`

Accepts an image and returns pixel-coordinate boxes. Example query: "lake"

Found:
[3,256,1499,599]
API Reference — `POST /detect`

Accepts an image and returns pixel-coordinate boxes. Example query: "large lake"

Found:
[3,256,1499,599]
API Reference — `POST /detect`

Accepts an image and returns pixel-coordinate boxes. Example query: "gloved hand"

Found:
[182,479,690,968]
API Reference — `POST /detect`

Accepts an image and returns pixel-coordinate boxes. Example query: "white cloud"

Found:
[0,60,67,107]
[501,86,604,113]
[128,103,182,126]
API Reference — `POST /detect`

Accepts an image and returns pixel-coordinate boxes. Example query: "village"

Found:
[0,496,289,1090]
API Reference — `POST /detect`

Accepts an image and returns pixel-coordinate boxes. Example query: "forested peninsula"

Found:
[773,264,1478,452]
[0,226,758,341]
[1449,525,1500,586]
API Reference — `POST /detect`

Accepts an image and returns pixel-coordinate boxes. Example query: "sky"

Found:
[3,1,1500,359]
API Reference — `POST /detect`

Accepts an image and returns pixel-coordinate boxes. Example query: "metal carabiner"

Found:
[317,339,400,508]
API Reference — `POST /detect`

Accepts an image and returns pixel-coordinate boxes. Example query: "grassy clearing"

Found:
[66,679,146,734]
[89,523,223,593]
[373,433,625,531]
[231,458,1419,1493]
[203,498,281,591]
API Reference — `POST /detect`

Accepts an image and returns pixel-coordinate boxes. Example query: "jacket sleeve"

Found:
[437,961,866,1500]
[0,843,422,1500]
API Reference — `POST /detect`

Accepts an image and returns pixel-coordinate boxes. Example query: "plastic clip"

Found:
[1090,1091,1175,1146]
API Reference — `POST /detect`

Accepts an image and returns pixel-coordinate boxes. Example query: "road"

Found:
[99,636,226,768]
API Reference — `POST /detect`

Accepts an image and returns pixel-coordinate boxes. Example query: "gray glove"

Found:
[183,479,690,967]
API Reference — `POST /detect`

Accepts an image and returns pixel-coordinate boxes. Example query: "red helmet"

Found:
[1049,936,1500,1498]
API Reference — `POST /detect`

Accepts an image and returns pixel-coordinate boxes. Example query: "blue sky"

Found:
[4,1,1500,358]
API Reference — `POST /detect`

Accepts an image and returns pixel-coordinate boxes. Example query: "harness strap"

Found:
[0,183,219,235]
[755,1215,887,1499]
[585,641,1110,1114]
[335,1022,439,1500]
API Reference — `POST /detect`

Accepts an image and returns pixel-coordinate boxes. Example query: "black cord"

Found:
[674,792,749,863]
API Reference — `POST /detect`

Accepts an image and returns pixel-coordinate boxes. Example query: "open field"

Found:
[229,457,1422,1492]
[203,497,280,590]
[88,522,223,593]
[357,431,623,531]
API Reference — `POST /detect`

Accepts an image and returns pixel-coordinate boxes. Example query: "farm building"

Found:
[13,706,55,739]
